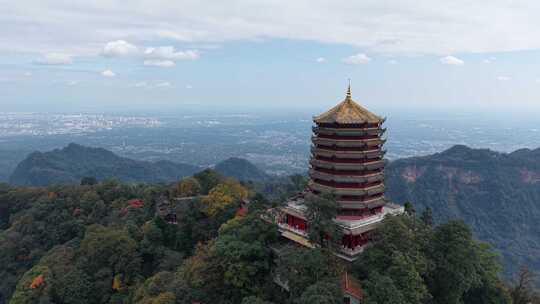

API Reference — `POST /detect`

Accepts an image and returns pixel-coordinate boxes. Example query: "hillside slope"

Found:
[385,145,540,277]
[214,157,270,182]
[9,143,201,185]
[9,144,272,186]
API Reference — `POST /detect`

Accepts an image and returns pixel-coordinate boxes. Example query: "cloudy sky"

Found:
[1,0,540,114]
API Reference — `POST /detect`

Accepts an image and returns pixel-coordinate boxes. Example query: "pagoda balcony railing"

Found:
[310,159,385,171]
[309,169,383,183]
[310,167,382,176]
[316,122,381,129]
[336,193,385,203]
[311,146,385,159]
[310,182,384,196]
[315,155,382,164]
[315,144,383,152]
[316,134,379,140]
[313,179,382,189]
[278,222,308,237]
[312,137,386,147]
[335,212,385,229]
[339,245,366,256]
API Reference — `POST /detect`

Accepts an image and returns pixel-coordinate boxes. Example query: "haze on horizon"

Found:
[2,1,540,116]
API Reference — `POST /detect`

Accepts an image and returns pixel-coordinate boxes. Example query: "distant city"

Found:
[1,111,540,182]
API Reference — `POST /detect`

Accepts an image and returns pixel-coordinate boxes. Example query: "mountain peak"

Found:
[9,144,200,186]
[214,157,270,182]
[438,144,500,160]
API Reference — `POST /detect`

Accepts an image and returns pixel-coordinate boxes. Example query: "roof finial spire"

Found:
[346,78,352,99]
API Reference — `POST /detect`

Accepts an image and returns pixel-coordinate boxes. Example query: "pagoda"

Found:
[275,84,403,261]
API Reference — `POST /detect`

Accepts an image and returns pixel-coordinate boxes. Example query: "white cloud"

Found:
[24,72,32,77]
[483,56,496,63]
[7,1,540,56]
[36,53,73,65]
[102,40,138,57]
[67,80,79,86]
[143,47,199,60]
[155,81,172,88]
[387,59,398,64]
[101,41,197,67]
[133,81,148,88]
[343,53,371,65]
[497,76,511,81]
[132,80,172,89]
[102,70,116,77]
[316,57,326,63]
[440,55,464,65]
[186,84,193,89]
[143,60,176,67]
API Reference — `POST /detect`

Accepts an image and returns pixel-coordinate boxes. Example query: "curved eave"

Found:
[313,126,386,136]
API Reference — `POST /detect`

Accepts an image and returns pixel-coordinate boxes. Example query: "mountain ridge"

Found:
[385,144,540,278]
[9,143,271,186]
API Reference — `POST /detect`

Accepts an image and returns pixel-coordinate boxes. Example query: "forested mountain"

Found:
[9,144,201,186]
[0,173,527,304]
[8,144,270,186]
[214,157,270,182]
[6,142,540,300]
[385,145,540,278]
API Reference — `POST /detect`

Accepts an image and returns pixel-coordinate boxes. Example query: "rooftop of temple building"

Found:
[314,84,383,125]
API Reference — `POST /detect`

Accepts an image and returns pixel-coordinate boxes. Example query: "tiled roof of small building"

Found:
[341,272,363,300]
[314,86,382,124]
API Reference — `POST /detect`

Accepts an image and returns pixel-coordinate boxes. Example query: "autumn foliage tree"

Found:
[202,178,248,217]
[175,177,201,197]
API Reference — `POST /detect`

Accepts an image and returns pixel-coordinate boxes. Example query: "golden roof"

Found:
[314,85,382,124]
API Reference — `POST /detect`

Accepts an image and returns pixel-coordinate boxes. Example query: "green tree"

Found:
[133,271,176,304]
[427,221,482,304]
[176,177,201,197]
[403,201,415,216]
[362,272,407,304]
[420,207,433,227]
[80,177,98,186]
[53,268,93,304]
[193,169,224,194]
[77,224,141,303]
[9,265,52,304]
[241,296,275,304]
[385,252,430,304]
[353,217,430,304]
[180,215,278,303]
[289,174,308,192]
[354,215,429,280]
[276,247,342,299]
[297,280,342,304]
[304,193,341,249]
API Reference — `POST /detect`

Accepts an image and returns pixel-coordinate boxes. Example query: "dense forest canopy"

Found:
[1,169,538,304]
[385,145,540,278]
[11,142,540,281]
